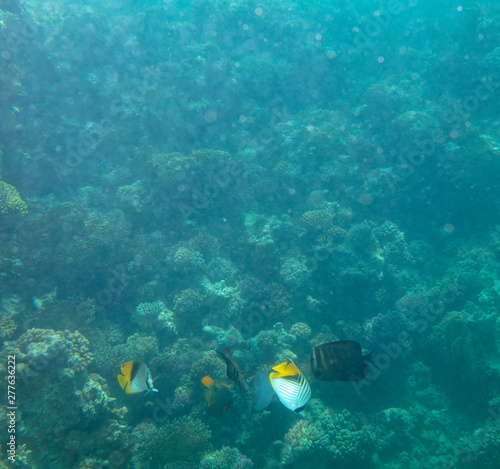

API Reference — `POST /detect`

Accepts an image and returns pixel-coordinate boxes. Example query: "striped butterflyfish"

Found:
[217,347,249,391]
[269,359,311,415]
[201,376,233,415]
[117,360,158,394]
[310,340,371,382]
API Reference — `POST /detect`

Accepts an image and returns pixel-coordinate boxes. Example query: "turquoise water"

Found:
[0,0,499,467]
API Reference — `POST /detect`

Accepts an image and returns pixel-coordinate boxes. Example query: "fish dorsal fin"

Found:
[271,360,300,379]
[202,376,214,388]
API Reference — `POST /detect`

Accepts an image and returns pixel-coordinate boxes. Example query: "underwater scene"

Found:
[1,0,500,467]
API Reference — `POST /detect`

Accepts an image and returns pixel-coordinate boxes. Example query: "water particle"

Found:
[204,110,218,123]
[359,194,373,205]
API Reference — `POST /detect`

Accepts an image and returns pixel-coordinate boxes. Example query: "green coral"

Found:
[0,180,27,215]
[134,417,212,468]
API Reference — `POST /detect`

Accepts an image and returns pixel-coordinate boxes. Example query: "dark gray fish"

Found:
[218,347,249,390]
[310,340,371,381]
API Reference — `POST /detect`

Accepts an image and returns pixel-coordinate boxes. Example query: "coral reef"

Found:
[289,322,312,339]
[200,446,253,469]
[3,328,128,467]
[279,257,310,290]
[173,288,205,334]
[133,417,211,468]
[280,400,377,466]
[27,296,96,332]
[132,300,176,333]
[172,245,205,274]
[0,180,27,215]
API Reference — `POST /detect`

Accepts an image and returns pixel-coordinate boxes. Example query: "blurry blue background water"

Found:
[0,0,499,468]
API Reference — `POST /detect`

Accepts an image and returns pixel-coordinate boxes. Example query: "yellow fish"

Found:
[117,360,158,394]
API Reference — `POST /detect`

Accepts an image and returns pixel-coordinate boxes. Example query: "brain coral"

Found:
[0,181,27,215]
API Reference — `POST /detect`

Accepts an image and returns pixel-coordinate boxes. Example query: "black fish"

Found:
[217,347,249,390]
[310,340,371,381]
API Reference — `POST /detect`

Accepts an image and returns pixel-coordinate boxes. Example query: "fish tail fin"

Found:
[202,376,214,388]
[365,349,378,369]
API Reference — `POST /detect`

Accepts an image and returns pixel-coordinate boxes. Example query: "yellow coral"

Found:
[0,181,27,215]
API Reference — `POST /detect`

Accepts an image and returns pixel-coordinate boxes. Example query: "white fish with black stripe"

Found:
[117,360,158,394]
[269,358,311,416]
